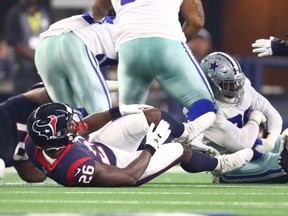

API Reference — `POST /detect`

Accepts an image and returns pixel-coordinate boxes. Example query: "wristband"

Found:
[144,144,156,156]
[109,107,121,119]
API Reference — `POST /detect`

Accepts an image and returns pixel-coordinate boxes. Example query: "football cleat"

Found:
[212,148,253,175]
[278,129,288,174]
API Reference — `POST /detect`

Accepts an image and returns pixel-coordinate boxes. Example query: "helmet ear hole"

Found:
[68,134,75,141]
[200,52,245,104]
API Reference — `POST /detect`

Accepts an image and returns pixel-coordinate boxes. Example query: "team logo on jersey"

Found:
[32,115,59,140]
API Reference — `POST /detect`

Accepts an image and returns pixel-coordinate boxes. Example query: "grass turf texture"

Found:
[0,167,288,216]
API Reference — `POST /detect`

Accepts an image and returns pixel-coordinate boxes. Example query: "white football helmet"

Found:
[200,52,245,104]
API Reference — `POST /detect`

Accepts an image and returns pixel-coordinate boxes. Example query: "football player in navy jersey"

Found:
[0,84,50,182]
[25,102,253,187]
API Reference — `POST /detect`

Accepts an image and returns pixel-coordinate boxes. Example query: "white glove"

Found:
[144,120,171,155]
[119,104,153,116]
[249,110,267,125]
[252,36,274,57]
[255,133,278,154]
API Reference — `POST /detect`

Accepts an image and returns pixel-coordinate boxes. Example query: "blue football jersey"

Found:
[0,94,39,167]
[25,137,117,186]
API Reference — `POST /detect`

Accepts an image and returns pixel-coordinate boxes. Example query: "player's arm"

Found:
[23,87,52,105]
[14,160,46,183]
[83,104,153,134]
[180,0,205,42]
[250,85,282,137]
[92,0,113,22]
[90,120,171,187]
[91,150,152,186]
[106,80,118,92]
[204,115,260,152]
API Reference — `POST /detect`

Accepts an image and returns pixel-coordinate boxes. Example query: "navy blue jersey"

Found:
[25,137,117,187]
[0,94,39,167]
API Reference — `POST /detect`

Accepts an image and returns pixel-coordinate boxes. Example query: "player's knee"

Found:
[143,108,161,125]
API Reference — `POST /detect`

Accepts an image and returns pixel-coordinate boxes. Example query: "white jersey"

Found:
[204,78,282,153]
[111,0,186,50]
[40,13,118,63]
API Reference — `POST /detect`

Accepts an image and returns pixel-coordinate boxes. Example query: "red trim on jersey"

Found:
[24,134,29,143]
[67,157,91,186]
[35,143,74,171]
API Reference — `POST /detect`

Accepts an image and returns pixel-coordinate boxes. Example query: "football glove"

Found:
[255,133,278,154]
[144,120,171,155]
[249,110,267,125]
[252,36,278,57]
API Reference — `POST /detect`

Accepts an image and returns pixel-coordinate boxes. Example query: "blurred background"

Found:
[0,0,288,127]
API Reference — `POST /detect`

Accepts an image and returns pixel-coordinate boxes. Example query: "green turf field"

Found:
[0,167,288,216]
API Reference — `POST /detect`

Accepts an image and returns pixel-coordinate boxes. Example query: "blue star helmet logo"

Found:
[209,59,222,74]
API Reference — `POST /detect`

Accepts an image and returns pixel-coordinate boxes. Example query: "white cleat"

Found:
[213,148,253,175]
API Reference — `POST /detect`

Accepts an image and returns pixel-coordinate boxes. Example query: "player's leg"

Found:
[35,35,78,108]
[36,32,111,114]
[149,38,217,141]
[59,32,112,114]
[117,39,154,104]
[136,144,253,186]
[89,111,149,152]
[218,136,288,183]
[90,108,192,153]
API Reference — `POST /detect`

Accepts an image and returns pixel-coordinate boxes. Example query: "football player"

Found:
[25,102,253,187]
[197,52,287,183]
[35,12,118,115]
[0,83,50,182]
[92,0,217,145]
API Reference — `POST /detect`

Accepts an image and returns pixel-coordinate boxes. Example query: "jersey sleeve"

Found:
[248,79,283,136]
[204,114,260,152]
[67,158,96,187]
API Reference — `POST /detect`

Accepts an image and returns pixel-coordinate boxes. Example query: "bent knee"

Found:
[143,108,161,125]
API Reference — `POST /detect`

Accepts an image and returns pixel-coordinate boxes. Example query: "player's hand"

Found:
[144,120,171,155]
[119,104,153,116]
[249,110,267,125]
[252,36,277,57]
[254,133,278,154]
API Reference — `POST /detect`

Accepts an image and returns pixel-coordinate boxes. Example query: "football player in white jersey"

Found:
[92,0,217,143]
[198,52,288,183]
[35,12,118,115]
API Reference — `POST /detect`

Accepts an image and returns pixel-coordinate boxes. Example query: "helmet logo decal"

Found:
[31,115,59,140]
[208,60,223,74]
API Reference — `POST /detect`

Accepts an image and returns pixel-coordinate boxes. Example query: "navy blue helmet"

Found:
[27,103,86,150]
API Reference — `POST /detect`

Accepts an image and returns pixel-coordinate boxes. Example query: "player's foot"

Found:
[278,129,288,174]
[174,112,216,145]
[212,148,253,175]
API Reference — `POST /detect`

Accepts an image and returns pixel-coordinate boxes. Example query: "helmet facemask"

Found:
[214,76,245,104]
